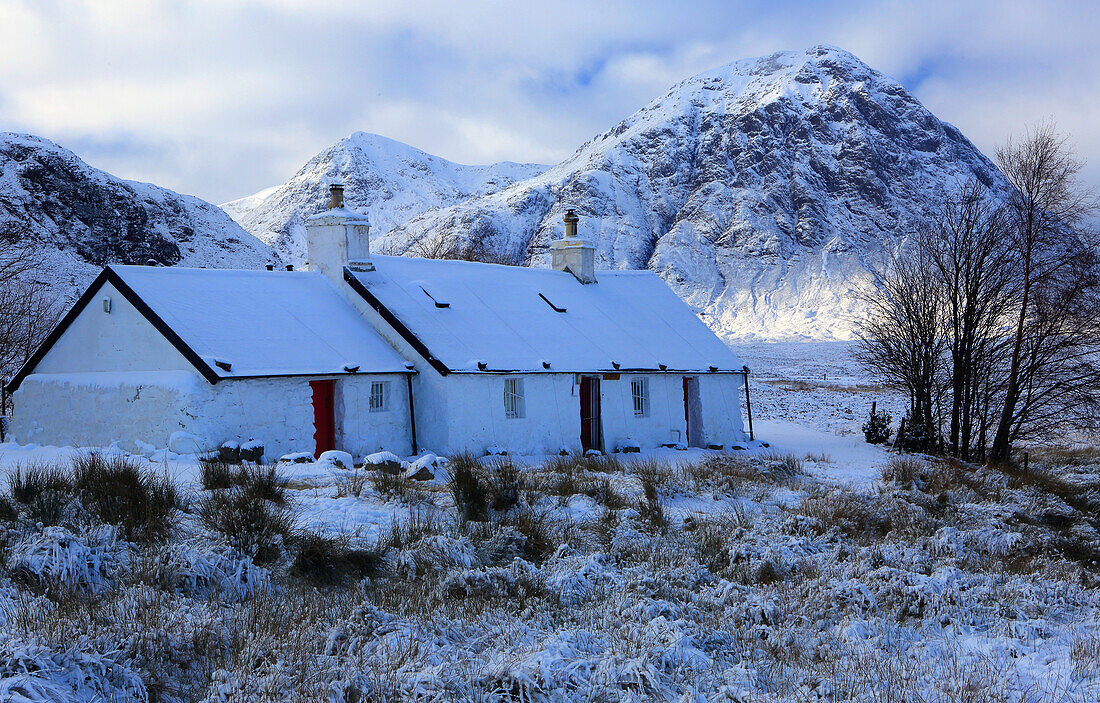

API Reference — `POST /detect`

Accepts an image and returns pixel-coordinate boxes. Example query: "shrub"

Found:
[290,531,381,586]
[197,485,296,565]
[335,465,369,498]
[862,408,892,445]
[73,453,181,542]
[496,508,556,563]
[449,452,489,523]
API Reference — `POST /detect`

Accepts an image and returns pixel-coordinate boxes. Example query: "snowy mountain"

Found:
[0,132,275,302]
[221,132,549,264]
[373,46,1006,340]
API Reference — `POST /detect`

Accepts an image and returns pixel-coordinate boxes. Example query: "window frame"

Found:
[503,377,526,419]
[369,380,390,413]
[631,376,650,418]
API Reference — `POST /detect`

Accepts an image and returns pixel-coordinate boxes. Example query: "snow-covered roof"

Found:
[346,256,745,374]
[106,265,410,379]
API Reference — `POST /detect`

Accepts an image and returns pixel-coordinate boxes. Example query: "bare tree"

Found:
[918,180,1017,461]
[0,231,60,413]
[989,122,1100,463]
[854,243,950,451]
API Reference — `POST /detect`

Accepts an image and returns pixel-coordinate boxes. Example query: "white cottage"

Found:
[8,185,752,459]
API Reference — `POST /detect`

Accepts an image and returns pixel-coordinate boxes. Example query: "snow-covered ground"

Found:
[0,342,1098,702]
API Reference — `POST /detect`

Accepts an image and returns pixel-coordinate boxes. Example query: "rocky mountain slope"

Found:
[374,46,1007,340]
[0,133,275,303]
[221,132,548,264]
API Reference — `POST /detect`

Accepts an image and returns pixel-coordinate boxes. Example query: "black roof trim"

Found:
[5,267,221,393]
[344,267,451,377]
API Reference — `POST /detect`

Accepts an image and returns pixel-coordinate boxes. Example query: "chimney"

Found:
[329,182,345,209]
[550,208,596,284]
[304,182,373,279]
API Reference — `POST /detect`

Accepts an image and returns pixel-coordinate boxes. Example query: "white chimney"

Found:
[304,182,373,279]
[550,208,596,284]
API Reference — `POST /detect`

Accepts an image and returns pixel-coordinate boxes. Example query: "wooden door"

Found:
[310,380,335,458]
[683,376,704,447]
[580,376,601,452]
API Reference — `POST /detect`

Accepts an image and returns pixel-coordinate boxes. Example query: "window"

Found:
[369,381,390,412]
[632,377,650,417]
[504,377,525,419]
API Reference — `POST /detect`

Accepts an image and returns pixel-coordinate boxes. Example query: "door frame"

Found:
[579,375,602,453]
[682,376,704,448]
[310,379,336,458]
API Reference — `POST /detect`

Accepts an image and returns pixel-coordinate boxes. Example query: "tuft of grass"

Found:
[9,463,74,523]
[290,531,381,586]
[199,460,237,491]
[379,508,444,551]
[635,461,667,531]
[198,480,296,565]
[449,452,489,523]
[761,451,804,482]
[483,457,521,512]
[880,456,928,489]
[369,465,408,499]
[72,452,182,542]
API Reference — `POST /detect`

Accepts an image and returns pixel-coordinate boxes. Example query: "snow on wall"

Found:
[12,373,412,460]
[12,371,207,451]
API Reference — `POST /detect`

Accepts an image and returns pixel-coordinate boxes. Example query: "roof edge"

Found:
[343,267,451,377]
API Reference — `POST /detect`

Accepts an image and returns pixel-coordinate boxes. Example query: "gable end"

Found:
[5,267,221,393]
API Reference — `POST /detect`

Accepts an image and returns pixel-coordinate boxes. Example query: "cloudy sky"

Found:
[2,0,1098,204]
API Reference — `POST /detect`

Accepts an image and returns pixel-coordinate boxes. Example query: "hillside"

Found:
[0,133,275,303]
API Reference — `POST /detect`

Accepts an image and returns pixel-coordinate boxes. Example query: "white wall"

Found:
[424,371,747,456]
[336,375,414,457]
[12,371,208,451]
[12,372,413,461]
[34,281,195,374]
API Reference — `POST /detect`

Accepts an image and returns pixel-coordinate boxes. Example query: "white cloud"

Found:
[1,0,1098,203]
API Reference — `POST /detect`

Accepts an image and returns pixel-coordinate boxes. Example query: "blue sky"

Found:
[2,0,1098,204]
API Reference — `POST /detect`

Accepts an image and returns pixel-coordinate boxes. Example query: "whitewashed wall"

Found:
[12,371,208,451]
[423,371,747,456]
[34,281,195,374]
[12,372,413,460]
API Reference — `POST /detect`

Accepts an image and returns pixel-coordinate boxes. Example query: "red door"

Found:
[310,380,335,458]
[580,376,601,452]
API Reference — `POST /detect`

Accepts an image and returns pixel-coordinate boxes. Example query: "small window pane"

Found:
[632,377,649,417]
[504,377,525,419]
[369,381,389,412]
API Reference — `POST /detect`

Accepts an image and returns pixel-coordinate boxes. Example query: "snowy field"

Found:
[0,342,1098,701]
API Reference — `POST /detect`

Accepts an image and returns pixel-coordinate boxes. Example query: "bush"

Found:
[862,408,892,445]
[450,452,489,522]
[73,453,181,542]
[290,531,381,586]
